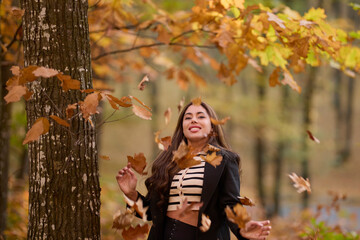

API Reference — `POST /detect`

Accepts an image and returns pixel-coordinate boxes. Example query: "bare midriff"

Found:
[166,210,199,227]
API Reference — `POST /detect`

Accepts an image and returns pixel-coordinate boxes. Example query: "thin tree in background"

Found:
[21,0,100,238]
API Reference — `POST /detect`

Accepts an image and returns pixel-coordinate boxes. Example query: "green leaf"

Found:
[229,6,240,18]
[349,3,360,11]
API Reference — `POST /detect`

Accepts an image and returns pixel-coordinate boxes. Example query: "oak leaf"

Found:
[172,141,200,169]
[210,117,230,125]
[203,144,220,153]
[23,117,50,144]
[137,75,149,91]
[239,196,255,207]
[112,209,134,230]
[204,152,223,168]
[56,74,81,91]
[199,214,211,232]
[164,107,171,125]
[225,204,250,229]
[4,85,27,103]
[121,224,150,240]
[288,172,311,193]
[33,67,59,78]
[132,105,152,120]
[306,130,320,144]
[50,115,70,127]
[127,153,147,175]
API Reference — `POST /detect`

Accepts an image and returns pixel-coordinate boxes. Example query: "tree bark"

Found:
[21,0,100,239]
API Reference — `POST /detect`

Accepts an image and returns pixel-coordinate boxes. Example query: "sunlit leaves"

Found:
[225,203,250,229]
[23,117,50,144]
[288,172,311,193]
[127,153,147,175]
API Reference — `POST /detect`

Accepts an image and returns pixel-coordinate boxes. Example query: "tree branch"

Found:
[5,22,22,50]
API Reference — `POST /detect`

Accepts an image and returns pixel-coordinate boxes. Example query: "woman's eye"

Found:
[198,116,205,119]
[184,117,191,120]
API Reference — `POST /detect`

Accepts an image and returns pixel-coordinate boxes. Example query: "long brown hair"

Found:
[145,101,233,207]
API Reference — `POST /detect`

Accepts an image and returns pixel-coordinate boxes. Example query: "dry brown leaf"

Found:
[121,224,150,240]
[176,198,203,218]
[204,152,223,168]
[106,94,132,108]
[159,136,171,151]
[177,96,185,112]
[23,89,33,101]
[112,209,134,230]
[288,172,311,193]
[306,130,320,144]
[10,66,20,76]
[225,204,251,229]
[132,105,152,120]
[281,69,301,93]
[56,73,81,91]
[32,67,59,78]
[80,92,101,119]
[130,96,151,111]
[210,117,230,125]
[172,141,200,169]
[191,96,202,106]
[19,66,39,84]
[23,117,50,144]
[50,115,70,127]
[269,67,281,87]
[138,75,149,91]
[132,200,149,221]
[106,95,119,110]
[66,103,77,119]
[199,214,211,232]
[239,196,255,207]
[127,153,147,175]
[203,144,220,153]
[100,155,110,161]
[4,85,27,103]
[164,107,171,125]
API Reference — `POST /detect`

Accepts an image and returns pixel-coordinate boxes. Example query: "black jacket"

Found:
[135,149,248,240]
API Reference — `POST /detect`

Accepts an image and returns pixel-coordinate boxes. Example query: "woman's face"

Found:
[182,104,212,145]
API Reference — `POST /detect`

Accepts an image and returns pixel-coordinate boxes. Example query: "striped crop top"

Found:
[167,156,205,211]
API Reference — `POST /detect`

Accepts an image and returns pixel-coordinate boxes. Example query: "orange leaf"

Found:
[281,69,301,93]
[127,153,147,175]
[4,85,27,103]
[107,94,132,108]
[23,117,50,144]
[56,73,81,91]
[106,96,119,110]
[50,115,70,127]
[121,224,150,240]
[210,117,230,125]
[66,103,77,119]
[112,209,134,230]
[80,92,101,119]
[19,66,38,84]
[130,96,151,111]
[191,97,202,106]
[160,136,171,151]
[172,141,200,169]
[225,204,250,229]
[164,107,171,125]
[137,75,149,91]
[100,155,110,161]
[239,196,255,207]
[306,130,320,144]
[32,67,59,78]
[23,89,33,101]
[11,7,25,19]
[132,105,152,120]
[177,96,185,112]
[269,67,281,87]
[288,172,311,193]
[204,152,223,168]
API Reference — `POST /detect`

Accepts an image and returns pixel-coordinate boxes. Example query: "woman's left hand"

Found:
[239,220,271,240]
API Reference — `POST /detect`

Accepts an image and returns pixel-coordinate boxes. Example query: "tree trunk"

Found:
[0,63,12,240]
[254,73,267,208]
[21,0,100,239]
[301,67,317,209]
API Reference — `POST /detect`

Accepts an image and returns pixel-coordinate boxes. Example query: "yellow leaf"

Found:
[225,204,250,229]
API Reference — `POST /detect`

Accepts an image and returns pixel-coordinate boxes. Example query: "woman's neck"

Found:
[187,139,208,153]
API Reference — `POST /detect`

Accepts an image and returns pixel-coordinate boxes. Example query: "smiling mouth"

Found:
[189,126,201,132]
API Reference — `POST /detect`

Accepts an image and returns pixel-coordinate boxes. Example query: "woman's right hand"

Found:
[116,162,138,201]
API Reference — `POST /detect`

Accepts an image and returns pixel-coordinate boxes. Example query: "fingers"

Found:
[116,164,133,179]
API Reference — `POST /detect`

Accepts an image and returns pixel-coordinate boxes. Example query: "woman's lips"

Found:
[189,126,201,132]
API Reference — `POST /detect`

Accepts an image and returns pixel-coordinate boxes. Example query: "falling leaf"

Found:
[225,203,251,229]
[177,97,185,112]
[176,198,203,218]
[164,107,172,125]
[127,153,147,175]
[191,97,202,106]
[112,209,134,230]
[33,67,59,78]
[56,74,81,91]
[138,75,149,91]
[126,196,148,221]
[132,105,152,120]
[121,224,150,240]
[11,7,25,19]
[100,155,110,161]
[66,103,77,119]
[199,214,211,232]
[203,144,220,153]
[288,172,311,193]
[269,67,281,87]
[154,131,171,151]
[172,141,200,169]
[306,130,320,144]
[204,152,223,168]
[50,115,70,127]
[239,196,255,207]
[79,92,101,119]
[130,96,151,111]
[23,117,50,144]
[210,117,230,125]
[4,85,27,103]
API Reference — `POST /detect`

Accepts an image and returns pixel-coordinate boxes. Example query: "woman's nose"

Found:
[191,118,198,123]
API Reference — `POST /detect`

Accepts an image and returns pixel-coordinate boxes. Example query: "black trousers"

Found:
[163,216,197,240]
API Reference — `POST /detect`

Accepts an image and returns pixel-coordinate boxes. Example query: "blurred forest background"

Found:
[1,0,360,239]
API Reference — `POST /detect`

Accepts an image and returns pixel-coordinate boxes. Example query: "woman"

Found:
[116,101,271,240]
